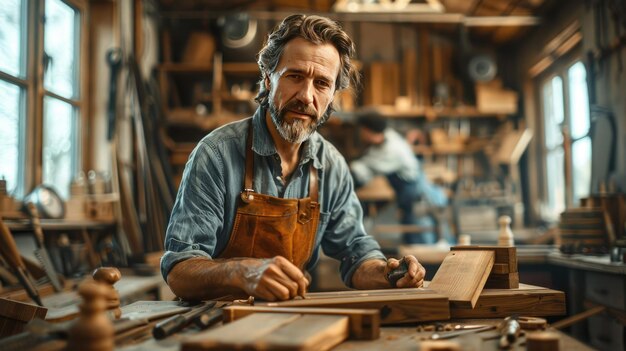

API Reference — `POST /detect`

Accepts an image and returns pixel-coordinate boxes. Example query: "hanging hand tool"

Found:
[25,202,63,292]
[0,216,43,306]
[106,48,122,142]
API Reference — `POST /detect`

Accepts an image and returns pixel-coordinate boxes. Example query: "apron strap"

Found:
[244,118,254,192]
[244,117,318,203]
[309,163,318,203]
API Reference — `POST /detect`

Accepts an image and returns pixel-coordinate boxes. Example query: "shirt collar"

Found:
[251,107,323,170]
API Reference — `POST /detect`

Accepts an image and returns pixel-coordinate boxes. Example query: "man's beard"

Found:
[269,99,332,144]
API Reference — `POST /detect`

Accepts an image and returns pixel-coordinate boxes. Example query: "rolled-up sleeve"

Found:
[160,140,226,281]
[321,161,386,287]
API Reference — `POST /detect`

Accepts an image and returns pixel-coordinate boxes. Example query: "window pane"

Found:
[572,137,591,204]
[568,62,590,139]
[43,96,76,199]
[44,0,78,99]
[0,80,23,195]
[0,0,25,77]
[542,76,564,149]
[546,147,565,217]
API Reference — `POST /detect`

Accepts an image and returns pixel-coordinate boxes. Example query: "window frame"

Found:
[1,0,89,199]
[535,50,591,220]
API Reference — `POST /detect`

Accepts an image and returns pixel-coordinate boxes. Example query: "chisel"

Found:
[25,202,63,292]
[152,301,217,339]
[0,216,43,306]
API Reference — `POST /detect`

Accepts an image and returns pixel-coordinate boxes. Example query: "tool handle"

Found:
[25,202,45,247]
[192,308,224,330]
[153,314,187,339]
[386,257,409,288]
[14,267,43,306]
[152,301,218,339]
[0,217,27,269]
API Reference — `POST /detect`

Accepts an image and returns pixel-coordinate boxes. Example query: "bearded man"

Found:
[161,14,425,302]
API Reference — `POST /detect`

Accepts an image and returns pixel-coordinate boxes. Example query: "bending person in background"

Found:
[350,113,451,244]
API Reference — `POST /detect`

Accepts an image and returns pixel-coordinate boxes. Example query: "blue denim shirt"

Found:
[161,107,386,286]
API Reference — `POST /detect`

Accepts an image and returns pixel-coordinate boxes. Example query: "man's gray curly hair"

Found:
[254,14,360,107]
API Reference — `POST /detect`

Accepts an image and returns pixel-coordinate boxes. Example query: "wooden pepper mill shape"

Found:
[67,280,115,351]
[93,267,122,319]
[498,215,515,247]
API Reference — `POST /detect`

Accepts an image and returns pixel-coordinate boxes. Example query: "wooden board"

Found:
[257,288,450,324]
[223,305,379,340]
[451,246,517,273]
[254,314,348,351]
[0,298,47,337]
[484,272,520,289]
[428,250,495,308]
[449,283,566,319]
[182,313,349,351]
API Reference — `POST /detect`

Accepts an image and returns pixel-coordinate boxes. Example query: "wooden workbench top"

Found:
[115,319,593,351]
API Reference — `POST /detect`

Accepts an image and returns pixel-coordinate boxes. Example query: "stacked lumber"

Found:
[559,208,611,254]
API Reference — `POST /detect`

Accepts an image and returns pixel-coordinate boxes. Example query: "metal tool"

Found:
[386,257,409,287]
[430,325,494,340]
[153,301,217,339]
[106,48,122,141]
[498,316,521,349]
[25,202,63,292]
[0,217,43,306]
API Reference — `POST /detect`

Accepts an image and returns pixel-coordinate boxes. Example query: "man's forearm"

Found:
[167,257,245,301]
[350,258,390,290]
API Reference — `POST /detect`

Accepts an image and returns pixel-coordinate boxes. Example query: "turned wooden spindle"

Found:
[67,280,115,351]
[92,267,122,319]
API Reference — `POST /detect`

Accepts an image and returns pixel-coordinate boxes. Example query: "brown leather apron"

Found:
[217,119,320,270]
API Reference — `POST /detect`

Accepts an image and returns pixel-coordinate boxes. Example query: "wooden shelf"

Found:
[158,63,213,72]
[413,139,490,156]
[165,108,247,130]
[355,105,508,119]
[6,219,116,231]
[222,62,259,74]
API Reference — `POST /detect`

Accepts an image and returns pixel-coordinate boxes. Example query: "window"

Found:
[539,60,591,218]
[0,0,86,199]
[0,0,27,197]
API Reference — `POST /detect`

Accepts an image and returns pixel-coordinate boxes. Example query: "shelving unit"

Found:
[157,52,260,186]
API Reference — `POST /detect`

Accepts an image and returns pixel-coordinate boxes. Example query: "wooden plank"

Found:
[0,298,48,337]
[255,314,349,351]
[428,250,495,308]
[223,306,380,340]
[484,272,520,289]
[450,284,566,319]
[451,246,518,272]
[182,313,300,351]
[258,290,449,324]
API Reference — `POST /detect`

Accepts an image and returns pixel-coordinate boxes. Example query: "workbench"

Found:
[114,319,593,351]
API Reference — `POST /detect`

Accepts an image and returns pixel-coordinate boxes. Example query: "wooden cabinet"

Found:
[548,253,626,351]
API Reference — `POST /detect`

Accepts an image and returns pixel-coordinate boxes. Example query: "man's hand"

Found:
[351,255,426,290]
[238,256,309,301]
[385,255,425,288]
